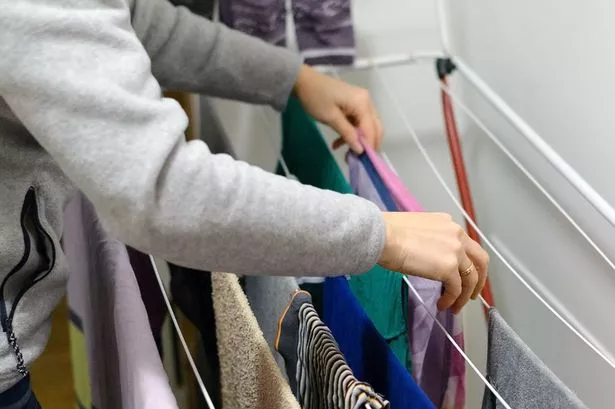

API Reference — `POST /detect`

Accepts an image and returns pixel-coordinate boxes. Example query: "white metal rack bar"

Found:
[435,0,615,227]
[315,51,443,74]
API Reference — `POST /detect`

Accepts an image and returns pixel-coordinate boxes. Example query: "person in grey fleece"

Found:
[0,0,490,402]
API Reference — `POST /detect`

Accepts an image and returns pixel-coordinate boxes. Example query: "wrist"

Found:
[378,212,399,270]
[292,64,311,96]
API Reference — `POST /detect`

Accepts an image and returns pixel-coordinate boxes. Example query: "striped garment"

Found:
[277,291,389,409]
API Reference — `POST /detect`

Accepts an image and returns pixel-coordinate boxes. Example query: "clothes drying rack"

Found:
[148,1,615,408]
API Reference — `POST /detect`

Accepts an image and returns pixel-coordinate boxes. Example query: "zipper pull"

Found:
[1,317,9,333]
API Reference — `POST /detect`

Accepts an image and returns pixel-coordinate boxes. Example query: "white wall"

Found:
[446,1,615,408]
[210,0,615,407]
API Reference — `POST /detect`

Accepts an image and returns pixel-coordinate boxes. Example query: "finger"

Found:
[357,112,378,151]
[371,106,383,151]
[451,257,479,314]
[463,235,489,299]
[329,109,363,153]
[437,270,462,311]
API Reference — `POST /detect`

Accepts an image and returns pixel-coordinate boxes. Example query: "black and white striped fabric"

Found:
[277,290,389,409]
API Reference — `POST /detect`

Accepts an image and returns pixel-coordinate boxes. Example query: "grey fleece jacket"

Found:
[0,0,384,392]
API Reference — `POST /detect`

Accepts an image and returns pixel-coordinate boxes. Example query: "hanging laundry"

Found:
[218,0,287,46]
[482,308,588,409]
[347,152,387,209]
[211,272,300,409]
[277,290,390,409]
[168,264,221,407]
[279,97,411,366]
[292,0,356,65]
[323,277,435,409]
[360,139,466,409]
[219,0,355,65]
[63,192,177,409]
[347,152,412,371]
[126,246,166,354]
[244,275,299,378]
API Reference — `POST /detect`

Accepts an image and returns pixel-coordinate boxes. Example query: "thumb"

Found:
[329,109,363,154]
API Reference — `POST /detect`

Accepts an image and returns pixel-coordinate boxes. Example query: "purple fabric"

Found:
[219,0,286,46]
[219,0,355,65]
[293,0,355,65]
[359,136,466,409]
[64,192,177,409]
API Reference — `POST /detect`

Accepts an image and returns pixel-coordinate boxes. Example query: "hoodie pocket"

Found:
[0,187,56,376]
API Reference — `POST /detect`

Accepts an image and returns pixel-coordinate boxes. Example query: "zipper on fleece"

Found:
[0,187,56,376]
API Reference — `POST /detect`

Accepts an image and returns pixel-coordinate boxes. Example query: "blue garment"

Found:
[357,153,398,211]
[0,377,41,409]
[323,277,435,409]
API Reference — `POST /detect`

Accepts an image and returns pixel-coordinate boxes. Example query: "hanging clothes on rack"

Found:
[292,0,356,65]
[277,289,390,409]
[279,97,410,367]
[126,246,166,354]
[211,272,300,409]
[323,277,435,409]
[168,264,222,407]
[482,308,587,409]
[218,0,286,46]
[63,192,177,409]
[360,140,466,409]
[347,152,412,371]
[219,0,355,65]
[244,275,299,378]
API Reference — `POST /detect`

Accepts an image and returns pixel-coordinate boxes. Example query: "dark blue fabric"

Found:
[0,376,41,409]
[358,154,399,211]
[323,277,435,409]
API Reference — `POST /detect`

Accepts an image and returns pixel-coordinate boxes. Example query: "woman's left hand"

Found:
[292,64,383,154]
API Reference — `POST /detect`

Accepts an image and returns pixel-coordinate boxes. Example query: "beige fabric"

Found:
[212,272,301,409]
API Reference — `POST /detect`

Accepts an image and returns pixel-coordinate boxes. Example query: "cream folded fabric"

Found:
[211,272,300,409]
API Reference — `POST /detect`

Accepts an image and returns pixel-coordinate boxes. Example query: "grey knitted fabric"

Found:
[482,308,588,409]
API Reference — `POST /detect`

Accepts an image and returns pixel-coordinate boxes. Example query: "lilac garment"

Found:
[360,138,466,409]
[293,0,355,65]
[64,192,177,409]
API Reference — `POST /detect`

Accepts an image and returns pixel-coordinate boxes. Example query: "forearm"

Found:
[129,0,302,110]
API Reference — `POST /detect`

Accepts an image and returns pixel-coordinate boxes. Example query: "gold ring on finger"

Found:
[459,263,474,278]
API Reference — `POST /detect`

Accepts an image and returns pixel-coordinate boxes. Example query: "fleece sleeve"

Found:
[128,0,302,110]
[0,0,385,277]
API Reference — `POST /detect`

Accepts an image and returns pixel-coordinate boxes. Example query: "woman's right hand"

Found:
[379,212,489,314]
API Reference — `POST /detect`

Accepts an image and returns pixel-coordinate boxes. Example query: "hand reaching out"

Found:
[293,64,382,153]
[379,212,489,314]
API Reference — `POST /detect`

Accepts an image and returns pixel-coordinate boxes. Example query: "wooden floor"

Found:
[30,299,74,408]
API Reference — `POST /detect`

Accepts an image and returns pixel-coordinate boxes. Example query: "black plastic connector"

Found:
[436,58,456,79]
